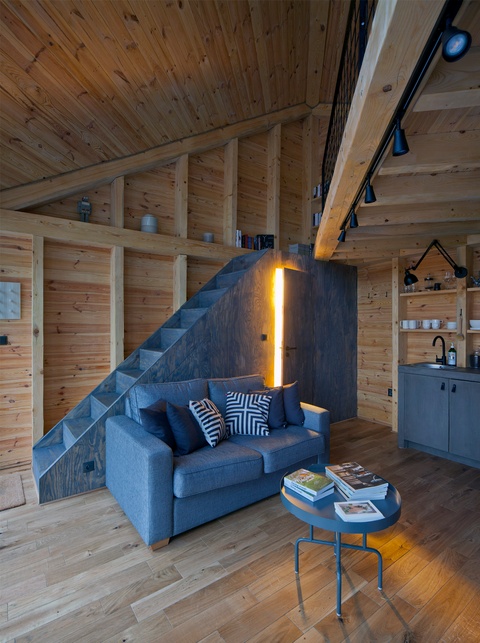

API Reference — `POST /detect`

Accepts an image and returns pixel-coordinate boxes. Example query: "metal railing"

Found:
[321,0,376,211]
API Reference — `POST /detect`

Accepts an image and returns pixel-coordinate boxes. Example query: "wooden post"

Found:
[267,124,281,247]
[302,115,313,244]
[32,235,44,442]
[110,177,124,370]
[175,154,188,239]
[456,244,471,368]
[391,257,403,433]
[223,138,238,247]
[173,255,187,312]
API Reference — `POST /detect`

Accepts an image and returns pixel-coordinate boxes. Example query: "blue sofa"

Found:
[106,374,330,548]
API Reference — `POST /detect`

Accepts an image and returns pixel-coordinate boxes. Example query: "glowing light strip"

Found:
[274,268,284,386]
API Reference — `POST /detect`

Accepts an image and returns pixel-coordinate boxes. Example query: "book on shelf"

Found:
[334,500,384,522]
[325,462,388,500]
[284,468,334,500]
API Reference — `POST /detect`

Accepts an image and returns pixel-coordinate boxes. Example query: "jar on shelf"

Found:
[424,273,434,291]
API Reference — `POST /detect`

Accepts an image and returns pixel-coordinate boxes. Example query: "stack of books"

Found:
[325,462,388,501]
[284,468,334,502]
[334,499,384,522]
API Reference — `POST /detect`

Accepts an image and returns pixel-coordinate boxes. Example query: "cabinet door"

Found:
[403,374,449,450]
[449,380,480,460]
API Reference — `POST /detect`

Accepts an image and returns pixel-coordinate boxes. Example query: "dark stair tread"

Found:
[216,269,246,288]
[180,308,208,328]
[63,416,93,440]
[139,349,164,369]
[117,368,144,380]
[198,287,227,306]
[33,443,66,478]
[92,392,118,409]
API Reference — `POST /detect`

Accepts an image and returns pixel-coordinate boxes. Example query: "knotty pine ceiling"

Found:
[1,0,479,264]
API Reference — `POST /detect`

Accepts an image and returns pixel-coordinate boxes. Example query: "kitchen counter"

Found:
[399,363,480,382]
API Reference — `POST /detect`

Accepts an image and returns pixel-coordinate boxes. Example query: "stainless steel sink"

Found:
[411,362,456,370]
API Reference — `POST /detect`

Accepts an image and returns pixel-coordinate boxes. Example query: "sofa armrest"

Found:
[301,402,330,460]
[106,415,174,546]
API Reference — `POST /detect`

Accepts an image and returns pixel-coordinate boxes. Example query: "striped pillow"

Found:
[189,399,227,447]
[225,391,271,436]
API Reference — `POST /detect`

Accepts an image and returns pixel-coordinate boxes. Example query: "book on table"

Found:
[284,468,334,501]
[325,462,388,500]
[334,500,384,522]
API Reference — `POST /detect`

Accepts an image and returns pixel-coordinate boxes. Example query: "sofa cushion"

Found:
[138,399,176,450]
[172,440,263,498]
[128,378,208,423]
[225,391,271,436]
[208,374,265,417]
[167,403,208,455]
[250,386,286,429]
[283,381,305,426]
[189,399,227,447]
[229,426,325,474]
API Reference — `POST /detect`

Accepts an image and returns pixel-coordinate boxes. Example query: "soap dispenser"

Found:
[448,342,457,366]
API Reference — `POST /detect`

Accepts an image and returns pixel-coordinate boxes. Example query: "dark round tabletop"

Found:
[281,464,402,535]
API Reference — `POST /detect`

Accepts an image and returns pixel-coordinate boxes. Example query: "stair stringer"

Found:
[33,250,269,503]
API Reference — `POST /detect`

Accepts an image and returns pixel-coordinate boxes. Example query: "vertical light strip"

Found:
[274,268,284,386]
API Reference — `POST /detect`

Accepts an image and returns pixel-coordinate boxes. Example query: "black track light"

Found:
[442,19,472,62]
[338,227,347,243]
[350,211,359,228]
[392,118,409,156]
[364,175,376,204]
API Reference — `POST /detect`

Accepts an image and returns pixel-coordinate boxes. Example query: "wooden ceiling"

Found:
[1,0,479,265]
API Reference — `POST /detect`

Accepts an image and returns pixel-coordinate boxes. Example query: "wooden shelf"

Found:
[467,287,480,292]
[467,329,480,334]
[400,289,457,297]
[400,329,457,333]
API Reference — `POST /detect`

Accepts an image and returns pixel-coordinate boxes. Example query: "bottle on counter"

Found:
[448,342,457,366]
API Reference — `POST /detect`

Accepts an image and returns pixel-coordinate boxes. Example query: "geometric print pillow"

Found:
[189,398,227,447]
[225,391,271,436]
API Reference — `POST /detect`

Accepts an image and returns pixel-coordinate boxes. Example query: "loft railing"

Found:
[321,0,376,211]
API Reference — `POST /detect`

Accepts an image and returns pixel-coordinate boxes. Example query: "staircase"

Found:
[33,250,266,503]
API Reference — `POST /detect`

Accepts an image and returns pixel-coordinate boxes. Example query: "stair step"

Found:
[180,308,208,328]
[116,368,144,392]
[198,287,227,307]
[139,349,164,370]
[160,327,187,350]
[33,443,66,482]
[90,392,118,418]
[216,269,246,288]
[63,416,93,448]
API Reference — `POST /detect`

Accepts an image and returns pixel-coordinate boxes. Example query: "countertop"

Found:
[399,363,480,382]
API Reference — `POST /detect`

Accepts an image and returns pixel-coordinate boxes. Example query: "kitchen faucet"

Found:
[433,335,446,365]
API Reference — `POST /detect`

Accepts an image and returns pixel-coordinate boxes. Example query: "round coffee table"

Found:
[280,465,401,617]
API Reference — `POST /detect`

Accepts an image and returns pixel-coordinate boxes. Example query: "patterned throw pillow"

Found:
[225,391,271,436]
[189,399,227,447]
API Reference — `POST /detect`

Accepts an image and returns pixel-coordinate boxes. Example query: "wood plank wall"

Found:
[1,116,332,469]
[0,234,32,469]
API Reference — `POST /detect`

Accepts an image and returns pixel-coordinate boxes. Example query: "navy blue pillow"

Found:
[139,400,176,450]
[166,402,208,455]
[250,387,286,429]
[283,381,305,426]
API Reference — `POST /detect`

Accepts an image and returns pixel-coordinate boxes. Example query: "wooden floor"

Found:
[1,419,480,642]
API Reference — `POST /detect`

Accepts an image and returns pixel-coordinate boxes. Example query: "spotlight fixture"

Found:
[392,117,409,156]
[403,239,468,286]
[442,19,472,62]
[338,227,347,243]
[364,175,376,204]
[350,210,359,228]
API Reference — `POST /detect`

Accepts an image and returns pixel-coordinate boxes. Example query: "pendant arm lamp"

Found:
[403,239,468,286]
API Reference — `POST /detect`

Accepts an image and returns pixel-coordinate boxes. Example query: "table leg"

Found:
[335,531,342,617]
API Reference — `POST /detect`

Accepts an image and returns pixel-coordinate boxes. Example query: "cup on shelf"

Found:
[401,320,410,329]
[431,319,442,330]
[408,320,420,329]
[446,321,457,330]
[422,320,431,329]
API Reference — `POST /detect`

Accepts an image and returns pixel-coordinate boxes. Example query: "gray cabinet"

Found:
[398,365,480,468]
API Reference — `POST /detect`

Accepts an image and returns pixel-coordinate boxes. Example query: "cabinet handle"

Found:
[451,384,456,393]
[441,382,445,390]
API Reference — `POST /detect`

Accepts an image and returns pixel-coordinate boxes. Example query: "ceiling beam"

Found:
[0,104,310,211]
[314,0,446,261]
[355,200,480,226]
[378,130,480,175]
[413,47,480,112]
[345,220,480,239]
[331,233,470,259]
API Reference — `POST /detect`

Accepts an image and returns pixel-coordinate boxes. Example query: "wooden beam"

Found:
[267,124,281,244]
[110,176,124,228]
[0,209,251,261]
[173,254,187,313]
[379,131,480,176]
[355,200,480,226]
[332,234,469,258]
[175,155,188,238]
[413,47,480,112]
[223,138,238,247]
[0,104,311,211]
[345,220,480,239]
[110,246,124,370]
[305,1,330,107]
[31,235,44,443]
[302,115,313,244]
[314,0,445,261]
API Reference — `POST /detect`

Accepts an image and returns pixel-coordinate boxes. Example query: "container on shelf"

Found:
[141,214,158,233]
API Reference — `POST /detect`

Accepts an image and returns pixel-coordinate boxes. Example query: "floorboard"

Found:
[1,418,480,642]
